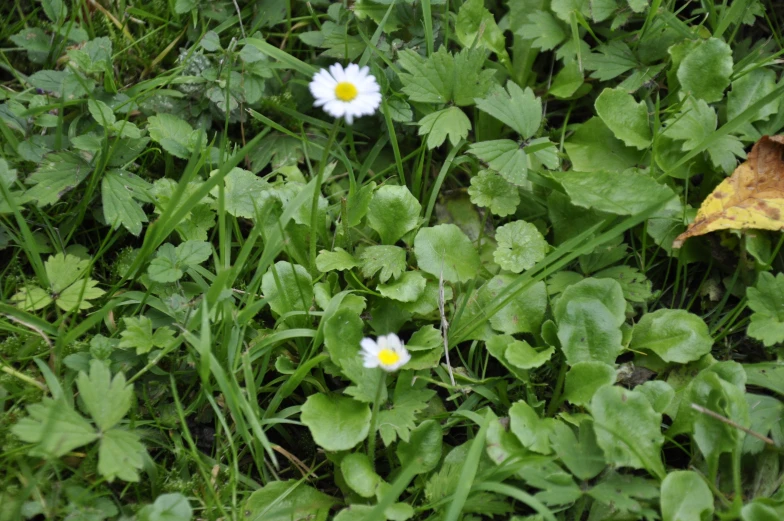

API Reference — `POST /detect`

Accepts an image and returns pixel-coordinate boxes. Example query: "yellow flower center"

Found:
[335,82,358,102]
[378,349,400,366]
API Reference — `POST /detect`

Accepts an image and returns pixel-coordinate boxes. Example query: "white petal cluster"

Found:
[360,333,411,372]
[309,63,381,124]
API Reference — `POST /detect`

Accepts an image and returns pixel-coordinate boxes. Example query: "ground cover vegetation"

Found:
[1,0,784,519]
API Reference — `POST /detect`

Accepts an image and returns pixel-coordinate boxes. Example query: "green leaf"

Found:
[67,37,112,73]
[564,117,643,172]
[300,393,371,452]
[76,360,132,430]
[41,0,68,25]
[340,453,382,498]
[630,309,713,363]
[46,251,89,294]
[555,278,626,365]
[741,503,781,521]
[377,271,427,302]
[728,68,779,123]
[660,471,713,521]
[583,41,638,81]
[455,0,509,63]
[148,244,181,283]
[689,368,749,465]
[9,286,52,311]
[506,341,554,370]
[138,493,193,521]
[664,96,716,150]
[147,114,198,159]
[418,107,471,149]
[590,385,665,477]
[359,245,407,283]
[467,140,529,185]
[414,224,480,283]
[119,316,174,354]
[367,185,421,244]
[564,361,617,406]
[25,151,91,207]
[215,167,268,218]
[324,308,386,403]
[474,81,542,139]
[378,371,436,445]
[636,380,675,414]
[316,248,359,272]
[517,10,567,51]
[471,277,548,336]
[243,481,336,521]
[11,398,97,458]
[88,99,116,128]
[102,170,150,236]
[396,419,442,474]
[99,428,144,482]
[594,265,653,303]
[57,279,105,311]
[746,272,784,347]
[555,170,675,215]
[493,220,548,273]
[673,38,733,103]
[397,47,494,106]
[175,240,211,266]
[509,401,554,454]
[200,30,222,51]
[549,420,606,480]
[261,261,313,315]
[594,88,651,149]
[743,393,784,454]
[468,170,520,217]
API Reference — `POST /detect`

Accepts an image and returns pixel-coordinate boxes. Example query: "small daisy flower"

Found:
[360,333,411,372]
[309,63,382,124]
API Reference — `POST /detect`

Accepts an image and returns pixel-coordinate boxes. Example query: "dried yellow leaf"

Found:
[673,135,784,248]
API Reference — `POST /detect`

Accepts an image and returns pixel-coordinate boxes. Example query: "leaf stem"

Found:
[367,371,387,471]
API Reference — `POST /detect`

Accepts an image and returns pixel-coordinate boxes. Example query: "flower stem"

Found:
[367,371,386,471]
[309,121,341,270]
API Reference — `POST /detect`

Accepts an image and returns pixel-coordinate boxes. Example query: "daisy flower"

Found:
[309,63,382,124]
[360,333,411,372]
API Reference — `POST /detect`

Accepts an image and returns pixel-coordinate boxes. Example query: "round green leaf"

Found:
[367,185,421,244]
[340,453,381,498]
[396,419,442,474]
[244,480,336,521]
[660,471,713,521]
[590,385,665,476]
[480,276,547,335]
[630,309,713,363]
[300,393,371,452]
[741,502,780,521]
[594,87,652,150]
[674,37,733,103]
[509,400,553,454]
[377,271,427,302]
[493,220,548,273]
[563,361,616,406]
[261,261,313,315]
[555,278,626,365]
[414,224,480,283]
[467,170,520,217]
[316,248,359,273]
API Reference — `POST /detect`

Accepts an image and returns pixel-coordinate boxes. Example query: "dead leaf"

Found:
[673,135,784,248]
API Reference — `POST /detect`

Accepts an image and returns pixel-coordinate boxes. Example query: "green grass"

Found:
[1,0,784,520]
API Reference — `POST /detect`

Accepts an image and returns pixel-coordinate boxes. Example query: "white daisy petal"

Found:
[361,337,379,355]
[358,333,410,372]
[310,62,382,124]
